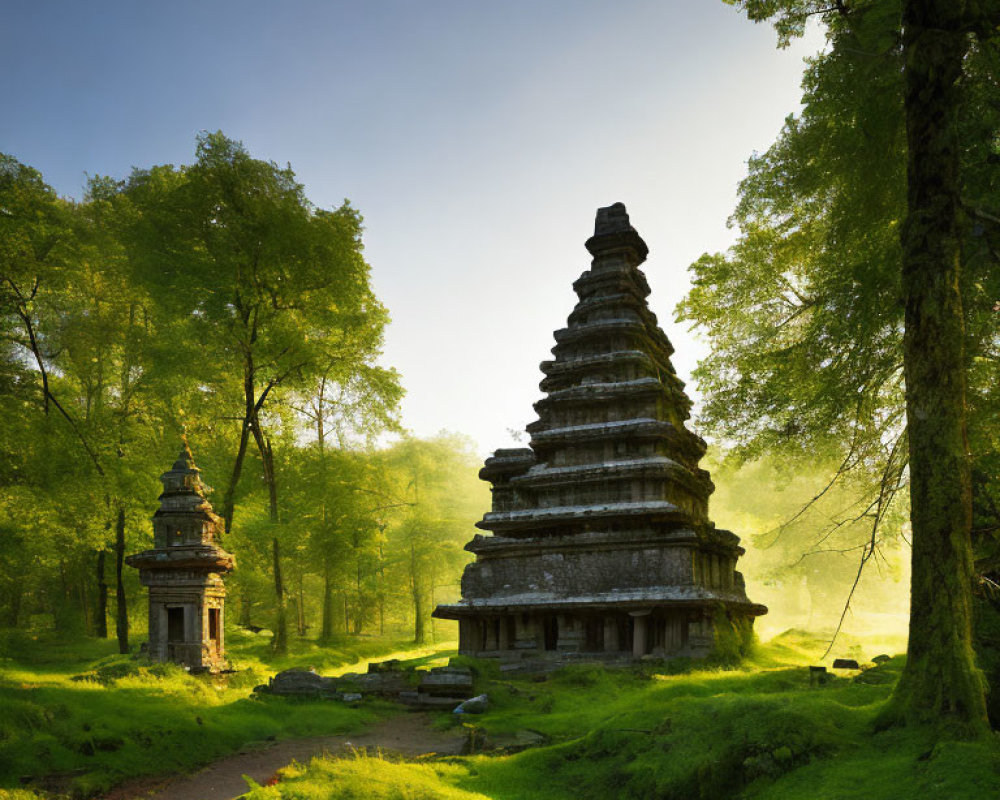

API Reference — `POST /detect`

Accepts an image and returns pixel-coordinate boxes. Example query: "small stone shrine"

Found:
[434,204,766,661]
[127,439,235,672]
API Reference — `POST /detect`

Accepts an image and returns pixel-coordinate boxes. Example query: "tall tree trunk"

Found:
[258,431,286,651]
[271,536,287,653]
[411,544,427,645]
[322,558,334,642]
[888,0,988,734]
[78,566,90,635]
[56,558,70,630]
[115,506,129,654]
[353,559,365,636]
[297,572,306,637]
[95,549,108,638]
[377,534,386,635]
[222,418,251,537]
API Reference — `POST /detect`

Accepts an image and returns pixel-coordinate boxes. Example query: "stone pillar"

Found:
[157,604,168,660]
[498,613,509,651]
[218,602,225,657]
[630,610,651,659]
[604,616,618,652]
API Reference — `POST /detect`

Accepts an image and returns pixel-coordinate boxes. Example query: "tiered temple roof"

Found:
[434,204,765,660]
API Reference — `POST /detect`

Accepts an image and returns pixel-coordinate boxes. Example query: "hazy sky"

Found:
[2,1,823,455]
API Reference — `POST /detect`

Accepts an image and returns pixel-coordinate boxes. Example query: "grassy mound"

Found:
[245,632,1000,800]
[0,627,454,798]
[243,752,491,800]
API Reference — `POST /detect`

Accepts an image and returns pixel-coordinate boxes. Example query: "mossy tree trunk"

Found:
[889,0,989,734]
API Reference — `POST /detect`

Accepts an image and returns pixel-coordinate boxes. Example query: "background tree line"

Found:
[0,132,485,653]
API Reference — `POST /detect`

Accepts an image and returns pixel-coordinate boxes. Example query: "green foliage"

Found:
[0,135,482,657]
[680,0,999,539]
[678,3,914,467]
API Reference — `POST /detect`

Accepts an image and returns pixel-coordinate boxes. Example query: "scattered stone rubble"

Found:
[256,667,340,698]
[254,660,476,710]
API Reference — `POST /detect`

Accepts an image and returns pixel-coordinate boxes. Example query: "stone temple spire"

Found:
[434,204,765,661]
[127,439,234,672]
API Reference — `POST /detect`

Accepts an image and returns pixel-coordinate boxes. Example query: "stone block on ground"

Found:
[399,692,467,708]
[454,694,489,714]
[418,666,474,698]
[256,668,336,696]
[341,671,411,695]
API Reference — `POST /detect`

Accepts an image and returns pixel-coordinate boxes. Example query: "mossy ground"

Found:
[244,631,1000,800]
[4,629,1000,800]
[0,626,455,798]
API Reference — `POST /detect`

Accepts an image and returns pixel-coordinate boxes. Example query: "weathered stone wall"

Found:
[462,541,694,600]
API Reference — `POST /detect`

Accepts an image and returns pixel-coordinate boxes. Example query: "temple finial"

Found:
[585,202,649,262]
[594,202,631,236]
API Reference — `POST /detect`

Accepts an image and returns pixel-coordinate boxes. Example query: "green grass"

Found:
[5,628,1000,800]
[242,631,1000,800]
[0,626,455,798]
[242,752,491,800]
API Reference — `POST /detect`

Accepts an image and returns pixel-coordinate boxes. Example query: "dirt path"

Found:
[103,713,466,800]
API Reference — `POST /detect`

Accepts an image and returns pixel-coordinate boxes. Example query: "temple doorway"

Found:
[167,607,185,642]
[543,616,559,650]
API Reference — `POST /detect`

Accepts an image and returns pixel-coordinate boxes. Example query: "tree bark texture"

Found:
[890,0,989,734]
[115,506,129,654]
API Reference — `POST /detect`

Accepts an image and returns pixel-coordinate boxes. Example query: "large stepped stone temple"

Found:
[433,203,766,661]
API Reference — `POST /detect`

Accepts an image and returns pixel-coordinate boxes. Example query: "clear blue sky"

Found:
[2,1,823,454]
